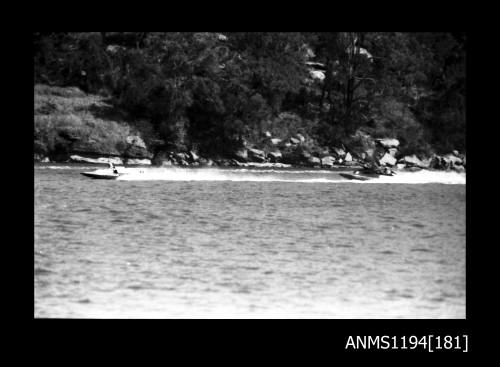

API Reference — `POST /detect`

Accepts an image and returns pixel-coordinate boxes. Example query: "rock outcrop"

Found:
[34,86,465,172]
[281,146,312,166]
[429,153,465,171]
[125,158,152,165]
[247,148,266,162]
[387,148,398,157]
[321,156,335,167]
[308,156,321,166]
[124,135,153,159]
[295,133,306,143]
[379,152,397,166]
[268,151,282,162]
[71,138,122,157]
[198,158,214,166]
[70,155,123,165]
[188,151,199,162]
[400,154,425,168]
[234,148,248,162]
[376,138,400,149]
[444,154,463,166]
[333,147,346,158]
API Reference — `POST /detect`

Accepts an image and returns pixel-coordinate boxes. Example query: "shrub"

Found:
[34,85,138,157]
[34,84,87,98]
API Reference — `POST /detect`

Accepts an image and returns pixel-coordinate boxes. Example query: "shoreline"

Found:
[34,160,465,174]
[34,84,465,175]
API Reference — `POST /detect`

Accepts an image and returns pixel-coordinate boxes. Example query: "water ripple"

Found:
[35,167,466,318]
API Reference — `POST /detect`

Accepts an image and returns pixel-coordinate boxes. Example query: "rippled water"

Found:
[34,164,466,318]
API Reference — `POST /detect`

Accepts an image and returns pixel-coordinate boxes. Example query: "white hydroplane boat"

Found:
[81,162,123,180]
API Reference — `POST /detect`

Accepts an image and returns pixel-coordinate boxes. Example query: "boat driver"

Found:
[108,162,118,174]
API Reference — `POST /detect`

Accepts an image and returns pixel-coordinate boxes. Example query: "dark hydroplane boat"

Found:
[339,167,395,181]
[339,171,378,181]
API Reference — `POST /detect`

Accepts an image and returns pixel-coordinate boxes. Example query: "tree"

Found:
[34,32,466,158]
[413,32,466,152]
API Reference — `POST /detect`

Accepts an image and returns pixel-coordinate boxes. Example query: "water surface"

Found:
[35,165,465,318]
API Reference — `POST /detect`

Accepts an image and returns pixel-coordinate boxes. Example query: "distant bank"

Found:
[34,85,465,173]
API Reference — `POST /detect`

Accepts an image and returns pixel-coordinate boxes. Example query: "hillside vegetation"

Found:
[34,84,155,162]
[34,32,465,167]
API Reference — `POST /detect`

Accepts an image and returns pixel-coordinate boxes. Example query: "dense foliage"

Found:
[34,32,465,157]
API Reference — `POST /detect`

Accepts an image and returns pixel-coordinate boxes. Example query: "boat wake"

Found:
[35,164,465,184]
[114,167,465,185]
[368,170,466,185]
[117,168,339,183]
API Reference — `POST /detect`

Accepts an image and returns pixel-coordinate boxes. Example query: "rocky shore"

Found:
[34,130,466,173]
[34,84,465,173]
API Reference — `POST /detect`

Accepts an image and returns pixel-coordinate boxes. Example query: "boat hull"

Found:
[339,173,377,181]
[81,172,121,180]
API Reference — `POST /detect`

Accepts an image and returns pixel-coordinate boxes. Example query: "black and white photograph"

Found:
[34,32,466,319]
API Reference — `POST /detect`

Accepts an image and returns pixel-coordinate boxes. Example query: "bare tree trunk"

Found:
[319,57,331,111]
[320,84,326,111]
[344,32,360,122]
